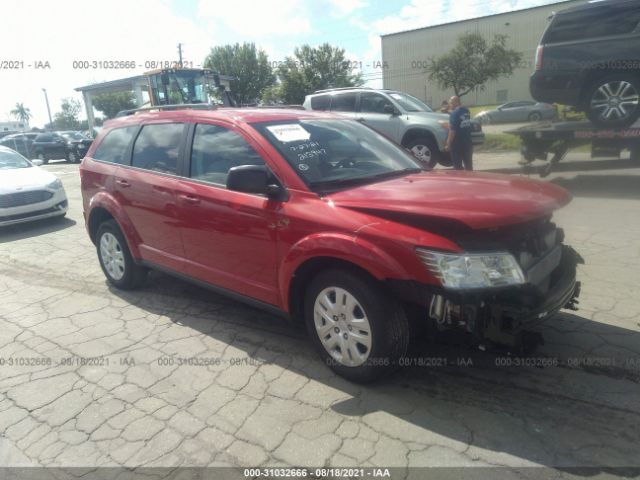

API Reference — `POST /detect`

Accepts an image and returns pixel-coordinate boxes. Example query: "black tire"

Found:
[304,268,410,383]
[67,151,78,164]
[406,137,441,168]
[37,152,48,165]
[96,219,147,290]
[586,74,640,128]
[528,111,542,122]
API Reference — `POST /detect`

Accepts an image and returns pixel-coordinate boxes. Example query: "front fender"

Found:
[278,232,413,311]
[88,191,142,259]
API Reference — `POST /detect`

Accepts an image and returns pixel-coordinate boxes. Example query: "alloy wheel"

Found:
[313,286,372,367]
[410,144,432,163]
[99,232,125,281]
[590,80,639,122]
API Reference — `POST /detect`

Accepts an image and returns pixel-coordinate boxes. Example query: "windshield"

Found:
[61,132,87,141]
[252,119,422,193]
[388,92,433,112]
[0,149,32,169]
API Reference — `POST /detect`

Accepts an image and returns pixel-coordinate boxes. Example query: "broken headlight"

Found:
[416,249,525,289]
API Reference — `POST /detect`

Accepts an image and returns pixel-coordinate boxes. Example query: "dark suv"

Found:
[80,107,581,382]
[530,0,640,127]
[32,131,92,164]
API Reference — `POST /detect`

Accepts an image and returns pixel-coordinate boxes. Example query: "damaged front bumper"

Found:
[390,245,582,350]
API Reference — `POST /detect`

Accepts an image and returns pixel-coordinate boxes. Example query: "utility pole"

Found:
[177,43,183,68]
[42,88,53,130]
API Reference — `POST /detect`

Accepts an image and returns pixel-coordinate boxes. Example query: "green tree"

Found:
[277,43,363,104]
[428,32,522,98]
[92,91,136,119]
[53,98,82,130]
[260,84,284,104]
[10,102,32,126]
[204,42,274,105]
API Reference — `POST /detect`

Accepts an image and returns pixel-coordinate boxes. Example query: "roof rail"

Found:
[115,104,218,117]
[312,87,372,94]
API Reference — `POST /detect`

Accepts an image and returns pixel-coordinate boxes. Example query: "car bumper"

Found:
[389,245,581,347]
[0,189,68,227]
[530,71,581,106]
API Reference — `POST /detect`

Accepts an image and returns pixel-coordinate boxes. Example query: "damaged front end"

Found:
[394,219,583,352]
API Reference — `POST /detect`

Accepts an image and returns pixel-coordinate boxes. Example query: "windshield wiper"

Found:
[310,167,422,191]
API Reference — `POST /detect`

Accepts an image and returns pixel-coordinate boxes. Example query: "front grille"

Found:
[0,190,53,208]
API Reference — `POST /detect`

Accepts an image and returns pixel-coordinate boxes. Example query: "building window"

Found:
[496,90,508,103]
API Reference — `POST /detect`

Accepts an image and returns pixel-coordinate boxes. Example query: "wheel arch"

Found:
[86,194,142,259]
[401,128,439,149]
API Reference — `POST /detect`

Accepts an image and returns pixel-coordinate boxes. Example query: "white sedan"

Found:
[0,146,68,227]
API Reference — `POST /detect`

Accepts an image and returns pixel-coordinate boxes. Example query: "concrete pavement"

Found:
[1,154,639,476]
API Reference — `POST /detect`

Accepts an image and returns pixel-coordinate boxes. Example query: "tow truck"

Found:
[506,119,640,177]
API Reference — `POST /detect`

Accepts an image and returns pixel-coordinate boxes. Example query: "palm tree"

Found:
[10,103,32,130]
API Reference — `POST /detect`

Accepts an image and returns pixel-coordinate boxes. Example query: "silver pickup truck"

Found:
[303,87,485,168]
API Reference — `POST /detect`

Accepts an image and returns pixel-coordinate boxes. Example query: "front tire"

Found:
[586,75,640,128]
[528,111,542,122]
[37,152,48,165]
[96,219,147,290]
[67,151,78,163]
[304,268,409,383]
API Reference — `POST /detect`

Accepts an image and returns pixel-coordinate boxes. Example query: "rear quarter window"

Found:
[310,95,330,111]
[131,123,184,174]
[92,126,138,165]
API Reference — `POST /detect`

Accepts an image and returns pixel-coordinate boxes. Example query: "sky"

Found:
[0,0,566,127]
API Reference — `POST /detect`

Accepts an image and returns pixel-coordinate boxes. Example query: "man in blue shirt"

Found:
[445,96,473,171]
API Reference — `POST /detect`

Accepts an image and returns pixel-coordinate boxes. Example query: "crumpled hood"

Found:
[327,170,571,230]
[0,166,58,194]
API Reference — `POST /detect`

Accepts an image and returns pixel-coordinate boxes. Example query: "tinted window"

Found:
[330,93,357,112]
[310,95,330,110]
[360,93,395,114]
[92,126,138,164]
[132,123,184,174]
[545,6,640,43]
[35,134,52,141]
[190,124,264,186]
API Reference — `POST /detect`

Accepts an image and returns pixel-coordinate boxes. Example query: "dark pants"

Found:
[451,142,473,171]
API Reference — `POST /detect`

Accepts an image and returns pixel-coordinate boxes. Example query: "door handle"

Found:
[115,179,130,188]
[178,194,200,205]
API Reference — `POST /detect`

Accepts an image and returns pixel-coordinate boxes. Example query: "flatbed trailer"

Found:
[506,121,640,177]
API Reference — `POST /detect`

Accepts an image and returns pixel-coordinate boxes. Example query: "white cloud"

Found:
[0,0,216,127]
[197,0,312,37]
[326,0,368,18]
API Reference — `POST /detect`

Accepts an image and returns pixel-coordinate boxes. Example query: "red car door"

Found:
[175,122,281,306]
[114,122,188,273]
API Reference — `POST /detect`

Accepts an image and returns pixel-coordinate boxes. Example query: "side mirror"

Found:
[32,159,43,166]
[226,165,287,200]
[384,104,399,115]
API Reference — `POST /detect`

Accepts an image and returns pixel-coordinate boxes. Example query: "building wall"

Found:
[381,0,585,107]
[0,121,28,132]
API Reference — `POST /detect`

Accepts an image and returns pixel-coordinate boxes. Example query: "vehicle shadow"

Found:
[550,174,640,199]
[0,217,75,243]
[107,271,640,474]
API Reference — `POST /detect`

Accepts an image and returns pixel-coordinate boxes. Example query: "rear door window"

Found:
[92,126,138,164]
[544,5,640,43]
[131,123,184,174]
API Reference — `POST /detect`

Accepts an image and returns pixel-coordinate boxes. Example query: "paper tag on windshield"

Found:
[266,124,311,142]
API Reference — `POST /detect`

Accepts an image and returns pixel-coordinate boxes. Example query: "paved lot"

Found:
[1,152,639,475]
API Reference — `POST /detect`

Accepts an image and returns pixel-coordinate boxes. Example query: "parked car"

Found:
[31,132,69,163]
[303,88,485,168]
[0,133,39,158]
[58,131,93,163]
[530,0,640,128]
[80,107,581,382]
[474,101,556,124]
[0,146,68,227]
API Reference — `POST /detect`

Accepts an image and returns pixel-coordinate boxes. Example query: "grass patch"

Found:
[476,133,522,151]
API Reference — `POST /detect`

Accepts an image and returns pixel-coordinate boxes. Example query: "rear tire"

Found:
[96,219,147,290]
[37,152,48,165]
[406,137,441,168]
[304,268,409,383]
[586,75,640,128]
[528,111,542,122]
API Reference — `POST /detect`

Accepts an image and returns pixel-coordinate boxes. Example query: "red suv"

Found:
[80,107,581,382]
